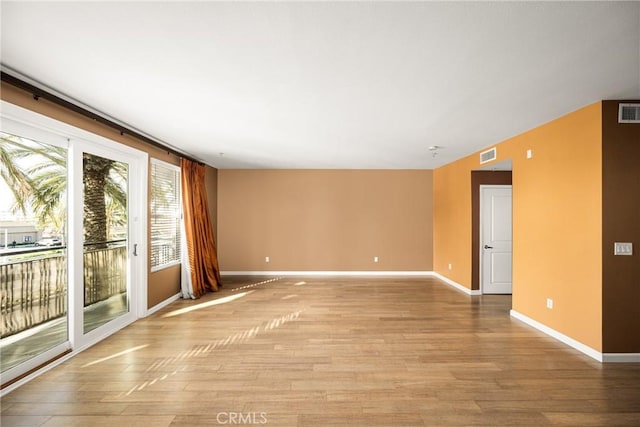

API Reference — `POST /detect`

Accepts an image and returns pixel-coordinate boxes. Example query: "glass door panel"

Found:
[82,153,129,334]
[0,131,68,373]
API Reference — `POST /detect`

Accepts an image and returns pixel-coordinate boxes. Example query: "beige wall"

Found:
[205,166,218,239]
[218,169,433,271]
[434,102,603,351]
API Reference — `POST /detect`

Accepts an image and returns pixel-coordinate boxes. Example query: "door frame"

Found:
[479,184,513,294]
[471,170,512,292]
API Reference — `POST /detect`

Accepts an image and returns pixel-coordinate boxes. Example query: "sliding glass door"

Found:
[1,102,148,386]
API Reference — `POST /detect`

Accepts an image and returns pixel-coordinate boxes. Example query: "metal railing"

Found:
[0,240,127,338]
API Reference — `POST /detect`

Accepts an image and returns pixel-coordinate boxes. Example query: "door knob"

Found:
[484,245,493,249]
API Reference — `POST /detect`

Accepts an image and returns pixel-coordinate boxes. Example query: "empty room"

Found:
[1,1,639,426]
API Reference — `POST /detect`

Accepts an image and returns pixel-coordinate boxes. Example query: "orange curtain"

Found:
[181,158,221,297]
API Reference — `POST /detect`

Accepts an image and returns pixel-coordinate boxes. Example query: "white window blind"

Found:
[150,159,181,271]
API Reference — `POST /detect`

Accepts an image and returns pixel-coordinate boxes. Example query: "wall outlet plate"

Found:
[546,298,553,309]
[614,242,633,256]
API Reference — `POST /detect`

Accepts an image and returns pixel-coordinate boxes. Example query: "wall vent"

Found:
[479,147,497,164]
[618,103,640,123]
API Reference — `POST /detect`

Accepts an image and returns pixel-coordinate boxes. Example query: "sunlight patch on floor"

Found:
[120,309,304,397]
[162,291,254,318]
[232,277,283,292]
[81,344,149,368]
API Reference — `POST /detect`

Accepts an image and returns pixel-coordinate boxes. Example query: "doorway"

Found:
[470,169,512,293]
[480,185,512,294]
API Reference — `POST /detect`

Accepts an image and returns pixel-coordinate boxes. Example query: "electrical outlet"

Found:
[526,149,533,159]
[265,256,270,263]
[448,263,452,270]
[374,256,379,263]
[546,298,553,309]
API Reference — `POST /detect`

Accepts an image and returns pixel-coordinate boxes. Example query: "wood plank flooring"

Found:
[2,276,640,426]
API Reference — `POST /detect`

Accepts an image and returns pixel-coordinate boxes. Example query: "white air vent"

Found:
[619,103,640,123]
[480,147,497,164]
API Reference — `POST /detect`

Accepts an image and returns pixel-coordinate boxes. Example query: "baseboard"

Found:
[221,271,433,277]
[430,272,481,295]
[510,309,602,361]
[146,293,181,316]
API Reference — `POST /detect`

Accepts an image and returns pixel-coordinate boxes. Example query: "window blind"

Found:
[150,160,181,270]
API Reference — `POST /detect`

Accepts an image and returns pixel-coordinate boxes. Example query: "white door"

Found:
[480,185,512,294]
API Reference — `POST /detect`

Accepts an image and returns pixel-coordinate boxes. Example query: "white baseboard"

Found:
[146,293,181,316]
[221,271,433,277]
[510,310,640,363]
[430,272,481,295]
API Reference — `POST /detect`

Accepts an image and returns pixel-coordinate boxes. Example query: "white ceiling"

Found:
[1,1,639,169]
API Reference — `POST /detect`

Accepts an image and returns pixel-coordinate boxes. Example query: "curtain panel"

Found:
[180,158,221,298]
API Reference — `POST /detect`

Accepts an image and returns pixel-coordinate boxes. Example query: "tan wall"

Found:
[218,169,433,271]
[205,166,218,239]
[434,102,603,351]
[147,265,181,308]
[602,100,640,353]
[1,82,183,309]
[433,156,476,287]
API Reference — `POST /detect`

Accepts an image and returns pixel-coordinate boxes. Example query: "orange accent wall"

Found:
[434,102,603,351]
[433,157,475,287]
[218,169,433,272]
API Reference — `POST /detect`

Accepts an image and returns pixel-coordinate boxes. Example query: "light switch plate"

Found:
[614,242,633,256]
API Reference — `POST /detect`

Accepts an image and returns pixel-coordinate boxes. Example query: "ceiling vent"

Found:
[480,147,497,164]
[618,103,640,123]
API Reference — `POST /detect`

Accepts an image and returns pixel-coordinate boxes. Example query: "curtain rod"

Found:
[1,70,203,165]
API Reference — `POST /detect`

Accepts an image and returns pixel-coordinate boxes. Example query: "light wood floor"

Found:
[2,276,639,426]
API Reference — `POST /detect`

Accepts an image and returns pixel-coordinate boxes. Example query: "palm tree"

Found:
[0,134,39,216]
[83,153,113,245]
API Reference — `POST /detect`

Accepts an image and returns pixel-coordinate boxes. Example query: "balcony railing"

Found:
[0,240,127,338]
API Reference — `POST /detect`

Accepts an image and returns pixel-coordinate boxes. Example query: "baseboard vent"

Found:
[618,103,640,123]
[480,147,497,164]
